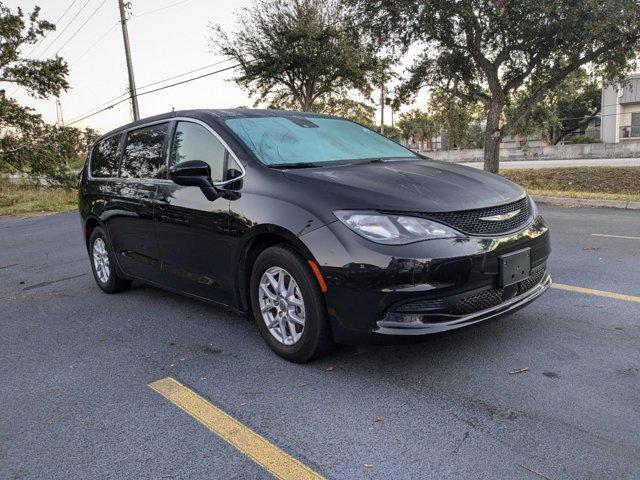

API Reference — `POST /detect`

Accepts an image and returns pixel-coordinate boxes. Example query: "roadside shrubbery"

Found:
[0,177,77,216]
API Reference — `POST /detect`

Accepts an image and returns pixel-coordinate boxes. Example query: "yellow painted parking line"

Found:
[148,377,324,480]
[552,283,640,304]
[591,233,640,241]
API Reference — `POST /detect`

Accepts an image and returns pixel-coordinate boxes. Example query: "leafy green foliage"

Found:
[0,4,93,188]
[504,68,602,144]
[396,108,437,150]
[211,0,382,111]
[569,135,601,144]
[0,4,68,98]
[349,0,640,172]
[316,97,376,128]
[551,71,601,144]
[267,93,377,127]
[428,92,484,149]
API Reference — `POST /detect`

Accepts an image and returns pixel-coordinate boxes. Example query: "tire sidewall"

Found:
[250,246,329,362]
[89,227,119,293]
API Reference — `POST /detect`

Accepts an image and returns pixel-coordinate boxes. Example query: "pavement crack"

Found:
[23,273,87,291]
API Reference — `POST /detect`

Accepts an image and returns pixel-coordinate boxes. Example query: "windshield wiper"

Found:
[268,162,322,169]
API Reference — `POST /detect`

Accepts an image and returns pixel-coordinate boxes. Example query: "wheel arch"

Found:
[84,216,103,251]
[236,224,319,315]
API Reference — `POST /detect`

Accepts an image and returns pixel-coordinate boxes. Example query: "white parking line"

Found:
[591,233,640,241]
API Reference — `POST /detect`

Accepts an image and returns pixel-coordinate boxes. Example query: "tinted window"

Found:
[225,116,416,166]
[90,134,121,177]
[170,121,239,182]
[121,123,168,179]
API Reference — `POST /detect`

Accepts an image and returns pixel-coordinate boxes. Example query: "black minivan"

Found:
[79,109,551,362]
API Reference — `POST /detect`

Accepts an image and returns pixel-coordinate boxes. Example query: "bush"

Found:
[568,135,601,144]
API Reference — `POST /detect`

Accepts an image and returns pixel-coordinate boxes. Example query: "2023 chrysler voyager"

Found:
[79,109,551,362]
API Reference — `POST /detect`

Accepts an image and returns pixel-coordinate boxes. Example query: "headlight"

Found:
[334,210,460,245]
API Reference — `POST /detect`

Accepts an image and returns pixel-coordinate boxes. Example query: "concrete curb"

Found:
[532,194,640,210]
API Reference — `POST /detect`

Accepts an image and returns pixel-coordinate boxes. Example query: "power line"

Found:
[24,0,79,58]
[54,0,110,56]
[130,0,192,19]
[66,62,242,126]
[35,0,93,60]
[134,58,234,90]
[70,21,119,66]
[45,0,194,67]
[64,59,235,124]
[7,0,85,97]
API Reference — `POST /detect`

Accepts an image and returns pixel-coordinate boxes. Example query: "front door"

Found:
[154,120,241,305]
[106,123,169,284]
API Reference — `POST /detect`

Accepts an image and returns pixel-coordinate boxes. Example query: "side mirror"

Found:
[169,160,212,187]
[169,160,218,200]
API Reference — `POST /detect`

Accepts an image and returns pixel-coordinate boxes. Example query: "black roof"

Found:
[98,108,335,140]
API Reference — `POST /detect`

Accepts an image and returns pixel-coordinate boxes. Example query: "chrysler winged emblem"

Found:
[479,209,520,222]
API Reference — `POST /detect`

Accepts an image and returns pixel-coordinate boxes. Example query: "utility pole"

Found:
[118,0,140,121]
[380,84,385,135]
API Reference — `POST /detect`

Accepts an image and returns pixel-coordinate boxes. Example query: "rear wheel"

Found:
[89,227,132,294]
[250,245,332,362]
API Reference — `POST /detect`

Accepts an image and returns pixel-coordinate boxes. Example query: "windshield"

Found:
[225,116,418,166]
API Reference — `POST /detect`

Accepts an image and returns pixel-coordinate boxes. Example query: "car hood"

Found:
[282,159,526,213]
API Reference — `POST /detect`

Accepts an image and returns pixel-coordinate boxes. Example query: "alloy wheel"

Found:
[92,237,111,284]
[258,266,306,345]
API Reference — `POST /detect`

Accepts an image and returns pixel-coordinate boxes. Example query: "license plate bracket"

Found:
[499,248,531,287]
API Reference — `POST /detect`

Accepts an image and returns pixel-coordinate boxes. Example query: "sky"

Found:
[4,0,427,135]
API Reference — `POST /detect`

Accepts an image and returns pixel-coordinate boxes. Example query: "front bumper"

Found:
[300,214,551,345]
[375,273,551,336]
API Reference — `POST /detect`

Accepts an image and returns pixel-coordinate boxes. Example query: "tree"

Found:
[428,91,484,149]
[0,5,68,97]
[396,109,436,151]
[350,0,640,172]
[0,4,72,185]
[211,0,381,111]
[317,97,376,128]
[550,70,601,145]
[267,93,377,127]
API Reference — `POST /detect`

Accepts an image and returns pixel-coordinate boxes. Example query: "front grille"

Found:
[453,263,547,315]
[453,288,504,315]
[518,263,546,294]
[395,298,445,312]
[390,263,547,319]
[424,197,531,235]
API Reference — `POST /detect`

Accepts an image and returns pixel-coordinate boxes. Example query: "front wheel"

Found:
[250,245,332,362]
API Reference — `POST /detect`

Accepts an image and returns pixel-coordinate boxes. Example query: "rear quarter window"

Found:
[90,134,121,178]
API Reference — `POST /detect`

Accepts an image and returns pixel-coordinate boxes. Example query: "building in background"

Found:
[601,73,640,143]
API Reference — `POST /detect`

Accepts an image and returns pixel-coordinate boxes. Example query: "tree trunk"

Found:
[483,103,503,174]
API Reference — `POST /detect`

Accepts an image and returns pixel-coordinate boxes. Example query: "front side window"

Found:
[121,123,168,179]
[91,134,121,177]
[170,121,240,183]
[225,116,417,167]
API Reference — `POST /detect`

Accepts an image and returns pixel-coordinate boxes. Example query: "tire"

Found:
[89,226,132,294]
[250,245,333,362]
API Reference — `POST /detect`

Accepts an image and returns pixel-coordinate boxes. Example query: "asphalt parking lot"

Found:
[1,206,639,480]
